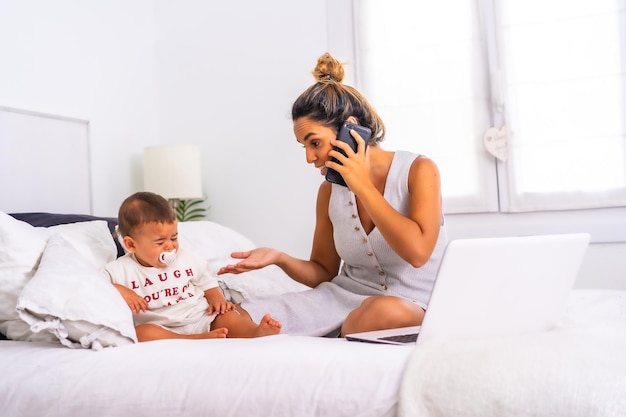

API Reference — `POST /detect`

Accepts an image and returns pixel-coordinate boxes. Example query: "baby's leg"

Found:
[135,323,228,342]
[211,306,281,338]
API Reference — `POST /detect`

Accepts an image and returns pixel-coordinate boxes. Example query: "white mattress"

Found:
[0,335,414,417]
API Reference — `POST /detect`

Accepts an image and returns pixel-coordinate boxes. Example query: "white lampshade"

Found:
[143,145,203,200]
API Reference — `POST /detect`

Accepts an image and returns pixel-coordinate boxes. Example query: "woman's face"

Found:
[293,117,337,177]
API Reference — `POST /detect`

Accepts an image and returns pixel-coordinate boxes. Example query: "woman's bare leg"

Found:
[211,305,281,338]
[135,323,228,342]
[340,296,425,337]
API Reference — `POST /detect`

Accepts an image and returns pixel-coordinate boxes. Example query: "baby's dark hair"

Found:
[291,52,385,144]
[117,191,176,237]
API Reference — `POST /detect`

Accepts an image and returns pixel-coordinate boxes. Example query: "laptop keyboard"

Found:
[379,332,419,343]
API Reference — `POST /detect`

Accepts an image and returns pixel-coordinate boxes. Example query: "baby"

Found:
[104,191,281,342]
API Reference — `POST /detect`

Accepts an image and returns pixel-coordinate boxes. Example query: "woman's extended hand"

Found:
[216,247,282,275]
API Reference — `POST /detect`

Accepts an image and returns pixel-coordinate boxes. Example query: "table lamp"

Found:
[143,144,203,209]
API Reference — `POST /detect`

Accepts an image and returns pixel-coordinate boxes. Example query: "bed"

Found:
[1,211,626,417]
[1,105,626,416]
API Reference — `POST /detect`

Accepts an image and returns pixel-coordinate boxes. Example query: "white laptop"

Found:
[345,233,590,346]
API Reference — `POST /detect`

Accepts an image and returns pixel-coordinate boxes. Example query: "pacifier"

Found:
[159,249,177,265]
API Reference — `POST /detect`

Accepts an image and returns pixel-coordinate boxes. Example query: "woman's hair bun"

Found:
[312,52,345,83]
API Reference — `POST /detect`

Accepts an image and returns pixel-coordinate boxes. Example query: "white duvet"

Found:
[399,289,626,417]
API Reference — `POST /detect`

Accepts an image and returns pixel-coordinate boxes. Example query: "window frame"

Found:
[327,0,626,243]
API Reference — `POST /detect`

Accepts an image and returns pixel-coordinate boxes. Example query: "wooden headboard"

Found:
[0,106,91,214]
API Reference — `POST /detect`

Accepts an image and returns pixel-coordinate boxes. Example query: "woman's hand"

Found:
[216,247,283,275]
[326,128,370,192]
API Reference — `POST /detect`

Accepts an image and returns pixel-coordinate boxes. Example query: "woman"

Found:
[218,52,447,337]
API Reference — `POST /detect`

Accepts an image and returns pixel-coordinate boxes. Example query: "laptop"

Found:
[345,233,590,346]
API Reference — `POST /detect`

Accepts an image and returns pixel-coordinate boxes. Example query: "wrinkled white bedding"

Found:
[4,290,625,417]
[399,289,626,417]
[1,214,415,417]
[0,335,413,417]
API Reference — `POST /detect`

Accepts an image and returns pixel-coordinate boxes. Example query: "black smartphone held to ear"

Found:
[325,122,372,187]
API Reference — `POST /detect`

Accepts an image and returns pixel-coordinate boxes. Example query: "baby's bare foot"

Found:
[255,314,282,337]
[203,327,228,339]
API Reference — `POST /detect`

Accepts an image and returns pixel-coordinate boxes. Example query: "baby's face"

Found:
[125,221,179,268]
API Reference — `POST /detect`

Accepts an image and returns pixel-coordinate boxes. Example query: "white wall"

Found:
[153,0,329,256]
[0,0,623,289]
[0,0,160,212]
[0,0,329,259]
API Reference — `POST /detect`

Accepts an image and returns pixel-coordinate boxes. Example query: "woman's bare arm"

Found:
[352,156,442,267]
[218,182,341,288]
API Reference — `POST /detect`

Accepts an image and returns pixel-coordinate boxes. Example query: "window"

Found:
[354,0,626,215]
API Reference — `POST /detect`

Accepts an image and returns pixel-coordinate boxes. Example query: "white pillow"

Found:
[0,213,118,342]
[16,233,136,349]
[177,220,257,256]
[0,212,50,341]
[177,221,308,303]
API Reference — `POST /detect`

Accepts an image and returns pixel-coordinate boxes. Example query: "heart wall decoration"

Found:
[483,126,510,162]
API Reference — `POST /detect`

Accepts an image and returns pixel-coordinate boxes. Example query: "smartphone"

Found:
[325,122,372,187]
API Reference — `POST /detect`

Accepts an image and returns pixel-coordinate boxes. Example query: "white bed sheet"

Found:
[0,335,413,417]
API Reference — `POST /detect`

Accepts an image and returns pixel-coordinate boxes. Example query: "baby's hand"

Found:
[208,299,235,315]
[114,284,148,313]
